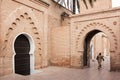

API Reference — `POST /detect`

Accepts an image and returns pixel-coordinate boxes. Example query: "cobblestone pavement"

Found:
[0,57,120,80]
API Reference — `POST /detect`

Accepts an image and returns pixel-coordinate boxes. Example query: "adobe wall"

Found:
[90,33,110,59]
[79,0,112,14]
[70,7,120,70]
[50,26,70,67]
[0,0,120,77]
[0,0,72,76]
[0,0,1,76]
[0,0,49,76]
[47,1,72,67]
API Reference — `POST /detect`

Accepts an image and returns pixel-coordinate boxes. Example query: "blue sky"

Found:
[112,0,120,7]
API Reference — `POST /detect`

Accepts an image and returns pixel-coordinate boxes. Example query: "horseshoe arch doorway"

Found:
[13,33,34,75]
[83,30,110,70]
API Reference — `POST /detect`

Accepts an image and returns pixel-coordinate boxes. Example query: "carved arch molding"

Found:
[75,22,118,53]
[1,12,42,57]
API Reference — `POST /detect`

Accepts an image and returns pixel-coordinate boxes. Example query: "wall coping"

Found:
[70,7,120,18]
[29,0,50,8]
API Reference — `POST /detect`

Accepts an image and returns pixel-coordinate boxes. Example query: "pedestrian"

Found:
[96,53,104,70]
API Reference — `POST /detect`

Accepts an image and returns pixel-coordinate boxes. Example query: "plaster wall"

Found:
[0,0,72,76]
[0,0,120,77]
[50,26,70,67]
[46,0,72,66]
[79,0,112,14]
[0,0,48,76]
[70,8,120,70]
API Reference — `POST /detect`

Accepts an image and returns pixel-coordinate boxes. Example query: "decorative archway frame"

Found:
[2,8,42,56]
[72,22,118,69]
[1,8,43,74]
[76,22,118,52]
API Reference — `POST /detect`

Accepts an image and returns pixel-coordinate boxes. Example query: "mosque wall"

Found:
[0,0,120,77]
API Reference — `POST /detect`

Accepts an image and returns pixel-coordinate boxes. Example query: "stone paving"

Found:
[0,57,120,80]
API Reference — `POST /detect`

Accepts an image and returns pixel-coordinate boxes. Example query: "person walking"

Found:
[96,53,104,70]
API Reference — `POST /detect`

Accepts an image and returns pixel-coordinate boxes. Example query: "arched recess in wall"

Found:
[1,11,42,75]
[75,22,118,69]
[83,30,104,67]
[13,32,34,75]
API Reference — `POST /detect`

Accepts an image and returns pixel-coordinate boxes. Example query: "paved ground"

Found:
[0,56,120,80]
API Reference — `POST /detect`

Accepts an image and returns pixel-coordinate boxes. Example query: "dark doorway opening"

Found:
[14,34,30,75]
[83,30,101,67]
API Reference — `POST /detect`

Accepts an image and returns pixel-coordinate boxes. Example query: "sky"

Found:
[112,0,120,7]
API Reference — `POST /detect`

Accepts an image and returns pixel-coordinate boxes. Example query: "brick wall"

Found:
[50,26,71,67]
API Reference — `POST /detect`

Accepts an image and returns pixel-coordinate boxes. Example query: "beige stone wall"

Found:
[50,26,70,67]
[47,0,72,66]
[0,0,72,76]
[90,33,110,59]
[94,33,103,54]
[0,0,49,76]
[0,0,2,58]
[0,0,120,77]
[94,33,107,56]
[70,8,120,70]
[79,0,112,14]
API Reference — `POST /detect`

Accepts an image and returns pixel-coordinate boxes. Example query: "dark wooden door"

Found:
[14,34,30,75]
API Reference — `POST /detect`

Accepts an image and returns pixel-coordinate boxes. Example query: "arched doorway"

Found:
[13,33,34,75]
[83,30,110,70]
